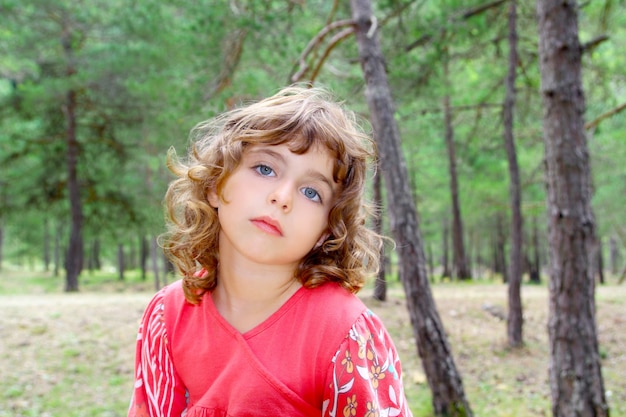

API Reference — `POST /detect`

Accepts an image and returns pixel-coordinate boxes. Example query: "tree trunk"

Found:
[140,235,148,281]
[494,215,508,282]
[117,243,125,281]
[529,216,541,283]
[443,52,471,281]
[93,239,101,270]
[608,236,619,275]
[63,87,83,292]
[54,222,61,277]
[129,240,137,271]
[427,243,435,281]
[350,1,473,415]
[503,0,523,348]
[87,239,99,273]
[372,168,387,301]
[62,23,83,292]
[596,238,604,285]
[163,252,175,279]
[442,218,451,279]
[536,0,609,415]
[151,236,161,291]
[43,219,50,272]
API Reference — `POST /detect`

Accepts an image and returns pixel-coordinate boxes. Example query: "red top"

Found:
[128,280,412,417]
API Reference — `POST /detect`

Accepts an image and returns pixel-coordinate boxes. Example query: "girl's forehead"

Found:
[243,141,339,160]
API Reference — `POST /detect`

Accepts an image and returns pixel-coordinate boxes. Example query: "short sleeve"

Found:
[128,288,188,417]
[322,309,413,417]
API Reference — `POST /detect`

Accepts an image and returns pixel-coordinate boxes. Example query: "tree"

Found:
[60,12,83,292]
[350,0,473,415]
[372,168,387,301]
[442,41,471,281]
[536,0,609,415]
[503,0,524,348]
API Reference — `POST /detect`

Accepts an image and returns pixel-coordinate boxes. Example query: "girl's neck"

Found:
[212,253,302,333]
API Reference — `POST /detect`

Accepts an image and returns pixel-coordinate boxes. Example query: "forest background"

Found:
[0,0,625,416]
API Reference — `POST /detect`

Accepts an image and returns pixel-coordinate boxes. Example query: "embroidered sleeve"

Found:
[323,309,413,417]
[128,288,188,417]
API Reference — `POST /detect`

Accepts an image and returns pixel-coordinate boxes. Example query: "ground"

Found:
[0,274,624,416]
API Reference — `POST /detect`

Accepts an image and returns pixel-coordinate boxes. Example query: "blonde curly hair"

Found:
[161,86,382,304]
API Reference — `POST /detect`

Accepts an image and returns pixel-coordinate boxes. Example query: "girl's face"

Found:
[208,143,337,270]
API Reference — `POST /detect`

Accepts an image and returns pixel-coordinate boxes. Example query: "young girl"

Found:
[128,86,413,417]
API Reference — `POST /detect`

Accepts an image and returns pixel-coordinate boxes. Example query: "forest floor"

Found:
[0,272,624,417]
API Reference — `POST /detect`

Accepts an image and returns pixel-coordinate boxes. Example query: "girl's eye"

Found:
[301,187,321,203]
[254,165,275,177]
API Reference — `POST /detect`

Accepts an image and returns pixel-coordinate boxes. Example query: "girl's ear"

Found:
[314,232,330,249]
[207,188,220,208]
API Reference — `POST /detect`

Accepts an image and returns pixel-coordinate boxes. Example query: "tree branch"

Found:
[585,102,626,131]
[204,28,247,100]
[582,34,609,54]
[309,27,355,83]
[461,0,506,19]
[406,0,506,52]
[290,19,353,83]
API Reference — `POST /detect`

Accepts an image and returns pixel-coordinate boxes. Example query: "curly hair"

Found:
[161,86,383,304]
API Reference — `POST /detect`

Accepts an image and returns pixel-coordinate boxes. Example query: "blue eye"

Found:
[302,187,321,203]
[255,165,275,176]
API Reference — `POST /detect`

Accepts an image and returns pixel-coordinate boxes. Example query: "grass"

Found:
[0,269,624,416]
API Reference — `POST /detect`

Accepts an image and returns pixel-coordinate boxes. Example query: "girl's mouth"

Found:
[250,217,283,236]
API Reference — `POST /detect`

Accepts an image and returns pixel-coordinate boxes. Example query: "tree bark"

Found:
[427,243,435,280]
[529,215,541,283]
[350,1,472,415]
[151,236,161,291]
[442,218,451,279]
[54,222,62,277]
[43,219,50,272]
[443,51,471,281]
[140,235,149,281]
[503,0,524,349]
[163,252,175,279]
[62,22,83,292]
[596,238,604,285]
[536,0,609,415]
[117,243,125,281]
[608,236,619,275]
[494,215,508,282]
[372,168,387,301]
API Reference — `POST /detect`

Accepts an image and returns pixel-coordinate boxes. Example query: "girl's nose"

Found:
[268,183,292,212]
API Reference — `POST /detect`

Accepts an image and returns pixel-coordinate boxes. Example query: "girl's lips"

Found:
[250,217,283,236]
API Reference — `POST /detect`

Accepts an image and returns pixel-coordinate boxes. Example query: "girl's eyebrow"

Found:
[246,147,284,162]
[305,169,335,194]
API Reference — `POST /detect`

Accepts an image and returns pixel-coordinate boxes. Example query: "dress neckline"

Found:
[205,285,309,339]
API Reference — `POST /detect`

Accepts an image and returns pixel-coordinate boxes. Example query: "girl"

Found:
[128,86,413,417]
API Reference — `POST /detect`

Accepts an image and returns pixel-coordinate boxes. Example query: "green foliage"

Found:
[0,0,624,280]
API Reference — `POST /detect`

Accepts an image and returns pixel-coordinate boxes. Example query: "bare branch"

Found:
[291,19,353,83]
[585,102,626,131]
[406,0,506,52]
[325,0,340,25]
[462,0,506,19]
[204,28,247,100]
[309,27,355,83]
[582,34,609,53]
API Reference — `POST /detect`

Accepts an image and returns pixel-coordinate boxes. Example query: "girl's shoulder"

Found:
[306,282,366,313]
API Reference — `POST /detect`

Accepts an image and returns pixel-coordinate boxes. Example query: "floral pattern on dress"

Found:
[323,310,412,417]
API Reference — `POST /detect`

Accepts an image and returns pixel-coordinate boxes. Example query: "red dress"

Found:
[128,280,412,417]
